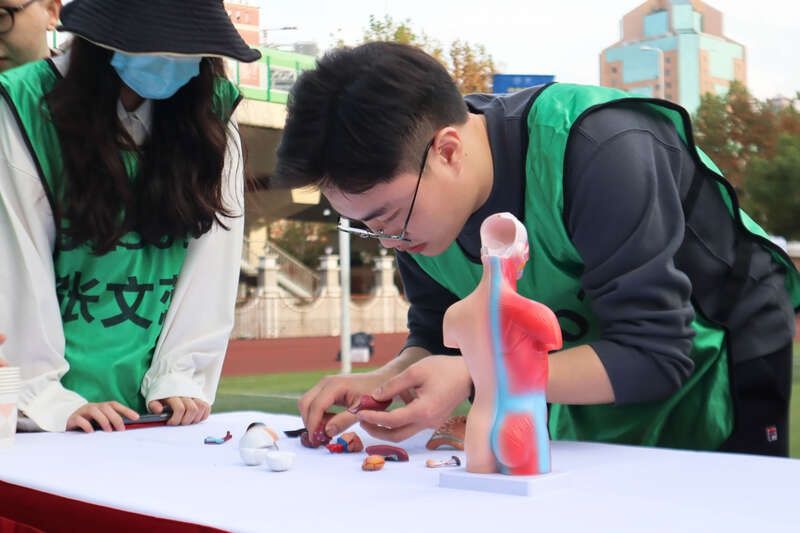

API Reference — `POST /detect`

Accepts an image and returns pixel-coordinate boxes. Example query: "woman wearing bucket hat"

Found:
[0,0,261,432]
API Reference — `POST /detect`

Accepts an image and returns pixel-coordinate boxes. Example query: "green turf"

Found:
[216,343,800,457]
[214,368,376,416]
[217,370,334,395]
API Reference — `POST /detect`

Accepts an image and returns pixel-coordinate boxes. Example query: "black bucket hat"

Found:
[58,0,262,63]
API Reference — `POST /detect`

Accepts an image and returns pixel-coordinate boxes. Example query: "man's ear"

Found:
[433,127,464,169]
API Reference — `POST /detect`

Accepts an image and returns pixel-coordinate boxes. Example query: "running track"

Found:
[221,333,408,375]
[223,319,800,376]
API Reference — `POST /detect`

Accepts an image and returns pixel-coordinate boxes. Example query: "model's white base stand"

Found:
[439,468,564,497]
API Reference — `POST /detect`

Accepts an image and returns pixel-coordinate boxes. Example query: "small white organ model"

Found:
[239,422,295,471]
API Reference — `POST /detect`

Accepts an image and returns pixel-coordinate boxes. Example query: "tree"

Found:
[740,134,800,239]
[776,93,800,138]
[694,83,800,237]
[449,40,495,94]
[363,14,417,45]
[693,81,777,189]
[693,91,739,183]
[268,220,335,268]
[360,15,495,94]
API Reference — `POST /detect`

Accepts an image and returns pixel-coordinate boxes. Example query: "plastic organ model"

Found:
[443,213,562,475]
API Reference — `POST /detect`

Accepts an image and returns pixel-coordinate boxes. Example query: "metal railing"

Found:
[242,237,320,297]
[266,240,320,297]
[229,47,316,104]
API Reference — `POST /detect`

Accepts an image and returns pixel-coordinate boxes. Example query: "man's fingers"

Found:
[371,368,421,402]
[304,381,347,438]
[324,410,356,438]
[148,400,164,414]
[358,420,421,443]
[297,378,328,425]
[356,403,420,430]
[398,389,416,405]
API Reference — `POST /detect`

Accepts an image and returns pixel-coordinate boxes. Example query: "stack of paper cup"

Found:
[0,366,21,448]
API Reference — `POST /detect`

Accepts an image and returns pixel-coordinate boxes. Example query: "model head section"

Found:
[480,212,529,284]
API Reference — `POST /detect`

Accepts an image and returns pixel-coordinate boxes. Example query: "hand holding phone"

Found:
[88,409,172,431]
[121,411,171,428]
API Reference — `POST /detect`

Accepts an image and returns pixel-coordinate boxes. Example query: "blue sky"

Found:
[258,0,799,99]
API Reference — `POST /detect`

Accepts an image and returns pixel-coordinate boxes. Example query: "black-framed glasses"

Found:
[337,138,434,242]
[0,0,38,35]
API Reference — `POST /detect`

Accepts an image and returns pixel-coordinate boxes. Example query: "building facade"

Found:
[224,1,261,46]
[600,0,746,113]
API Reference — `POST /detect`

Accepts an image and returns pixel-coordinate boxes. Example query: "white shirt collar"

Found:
[52,49,153,146]
[116,98,153,146]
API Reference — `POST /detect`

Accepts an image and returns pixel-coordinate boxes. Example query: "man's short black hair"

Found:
[275,42,468,194]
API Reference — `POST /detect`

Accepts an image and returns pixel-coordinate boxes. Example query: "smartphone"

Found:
[90,411,171,430]
[123,412,171,427]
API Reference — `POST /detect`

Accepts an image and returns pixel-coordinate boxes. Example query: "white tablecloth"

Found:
[1,411,799,532]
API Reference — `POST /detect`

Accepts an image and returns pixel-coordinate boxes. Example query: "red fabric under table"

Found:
[0,481,226,533]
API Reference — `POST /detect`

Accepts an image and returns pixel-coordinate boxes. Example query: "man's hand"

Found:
[66,401,140,432]
[298,369,397,441]
[355,355,472,442]
[148,397,210,426]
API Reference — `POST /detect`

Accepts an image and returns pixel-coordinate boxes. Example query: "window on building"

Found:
[665,57,671,64]
[665,68,671,76]
[611,67,618,74]
[665,93,672,99]
[665,82,672,88]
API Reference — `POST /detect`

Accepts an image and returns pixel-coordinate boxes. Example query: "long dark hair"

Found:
[46,38,236,254]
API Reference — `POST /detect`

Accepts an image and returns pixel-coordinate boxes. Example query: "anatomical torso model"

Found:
[443,212,562,475]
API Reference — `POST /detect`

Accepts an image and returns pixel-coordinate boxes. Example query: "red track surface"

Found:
[223,319,800,376]
[221,333,408,376]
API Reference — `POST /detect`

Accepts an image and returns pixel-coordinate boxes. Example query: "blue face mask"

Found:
[111,53,202,100]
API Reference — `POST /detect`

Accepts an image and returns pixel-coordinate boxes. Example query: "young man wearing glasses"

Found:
[276,42,799,456]
[0,0,61,74]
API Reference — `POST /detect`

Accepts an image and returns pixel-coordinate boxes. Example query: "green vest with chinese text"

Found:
[0,59,240,412]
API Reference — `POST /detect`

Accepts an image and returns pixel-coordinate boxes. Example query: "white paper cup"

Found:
[0,391,19,449]
[0,368,21,380]
[0,367,20,448]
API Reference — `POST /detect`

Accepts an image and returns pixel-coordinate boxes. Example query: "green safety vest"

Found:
[412,83,800,450]
[0,59,240,412]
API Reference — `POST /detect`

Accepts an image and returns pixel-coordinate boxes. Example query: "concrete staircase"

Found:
[241,238,319,301]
